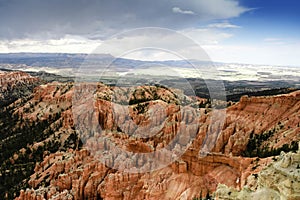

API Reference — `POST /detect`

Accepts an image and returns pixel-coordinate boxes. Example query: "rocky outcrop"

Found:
[0,72,78,199]
[2,76,298,200]
[214,91,300,156]
[15,149,246,200]
[0,71,41,107]
[0,71,39,91]
[215,145,300,200]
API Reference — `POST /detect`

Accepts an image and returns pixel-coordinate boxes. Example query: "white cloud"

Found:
[263,38,286,45]
[203,42,300,67]
[0,0,255,65]
[0,28,232,62]
[189,0,251,20]
[0,41,9,52]
[0,0,250,40]
[1,33,299,67]
[264,38,282,42]
[207,22,241,29]
[180,28,233,45]
[172,7,195,15]
[92,27,234,61]
[0,35,102,54]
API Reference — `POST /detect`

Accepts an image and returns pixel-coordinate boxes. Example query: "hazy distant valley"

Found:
[1,53,299,102]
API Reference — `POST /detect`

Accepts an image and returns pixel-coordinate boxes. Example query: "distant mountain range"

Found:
[0,53,211,69]
[0,53,299,84]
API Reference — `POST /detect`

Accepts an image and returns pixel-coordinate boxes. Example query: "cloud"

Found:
[180,28,233,45]
[207,22,241,29]
[0,0,250,40]
[264,38,282,42]
[263,38,286,45]
[0,27,233,57]
[1,35,101,53]
[172,7,195,15]
[203,41,300,67]
[0,27,233,63]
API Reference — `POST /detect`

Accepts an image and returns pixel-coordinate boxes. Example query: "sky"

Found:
[0,0,299,66]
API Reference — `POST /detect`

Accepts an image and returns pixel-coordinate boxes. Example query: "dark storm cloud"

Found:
[0,0,248,40]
